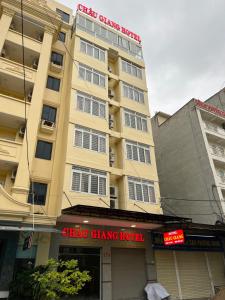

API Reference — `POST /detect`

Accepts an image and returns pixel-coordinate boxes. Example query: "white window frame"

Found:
[125,140,151,164]
[123,82,144,103]
[128,176,156,203]
[79,63,106,88]
[121,59,142,79]
[71,165,107,196]
[76,91,106,119]
[80,38,106,62]
[74,125,106,153]
[124,109,148,132]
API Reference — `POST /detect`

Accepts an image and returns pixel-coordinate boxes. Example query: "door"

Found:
[111,248,147,300]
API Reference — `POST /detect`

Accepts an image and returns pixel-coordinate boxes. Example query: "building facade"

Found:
[0,0,164,299]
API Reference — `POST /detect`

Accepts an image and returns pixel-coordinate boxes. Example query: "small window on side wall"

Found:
[35,140,52,160]
[58,31,66,43]
[41,105,57,123]
[56,8,70,23]
[46,76,60,91]
[51,52,63,66]
[28,182,48,205]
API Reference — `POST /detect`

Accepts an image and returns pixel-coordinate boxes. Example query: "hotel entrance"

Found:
[59,246,101,300]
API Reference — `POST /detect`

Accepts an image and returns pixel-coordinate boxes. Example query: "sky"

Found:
[58,0,225,115]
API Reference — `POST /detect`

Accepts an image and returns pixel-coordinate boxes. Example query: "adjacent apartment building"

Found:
[0,0,166,299]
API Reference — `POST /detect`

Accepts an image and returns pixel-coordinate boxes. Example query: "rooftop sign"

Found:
[195,99,225,118]
[62,227,144,242]
[77,4,141,43]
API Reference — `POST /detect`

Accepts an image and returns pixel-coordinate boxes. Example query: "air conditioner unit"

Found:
[108,66,112,73]
[26,90,33,102]
[41,119,55,128]
[11,169,17,181]
[9,22,15,30]
[1,48,6,58]
[109,114,114,129]
[32,59,39,70]
[19,126,26,137]
[108,89,115,99]
[110,186,118,209]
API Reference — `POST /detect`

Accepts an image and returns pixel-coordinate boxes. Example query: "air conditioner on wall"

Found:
[18,126,26,137]
[108,89,115,99]
[110,186,118,209]
[109,114,114,129]
[41,119,55,128]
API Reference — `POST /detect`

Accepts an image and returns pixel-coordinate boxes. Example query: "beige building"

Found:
[0,0,167,299]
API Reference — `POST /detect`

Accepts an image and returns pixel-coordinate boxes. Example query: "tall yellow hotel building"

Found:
[0,0,168,299]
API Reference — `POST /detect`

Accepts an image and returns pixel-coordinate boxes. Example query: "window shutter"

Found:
[143,184,149,202]
[123,85,128,97]
[142,119,147,132]
[99,104,106,118]
[72,172,80,191]
[100,76,105,87]
[83,132,90,149]
[139,147,145,162]
[91,175,98,194]
[84,98,91,113]
[87,43,93,56]
[130,114,136,128]
[85,69,92,82]
[93,73,100,85]
[79,67,85,79]
[149,186,156,203]
[81,173,89,193]
[75,130,82,147]
[139,92,144,103]
[94,47,99,59]
[77,95,84,111]
[136,116,142,130]
[99,136,106,153]
[91,134,99,151]
[122,60,126,72]
[126,144,133,160]
[125,112,130,127]
[128,181,135,200]
[80,41,86,53]
[92,100,99,116]
[145,149,151,164]
[100,50,105,62]
[134,90,139,102]
[135,183,143,201]
[99,177,106,195]
[132,145,138,161]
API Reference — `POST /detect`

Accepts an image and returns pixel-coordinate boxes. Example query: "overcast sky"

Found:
[58,0,225,115]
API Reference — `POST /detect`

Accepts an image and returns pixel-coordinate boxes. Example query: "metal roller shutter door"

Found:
[207,252,225,289]
[176,251,213,299]
[155,251,180,300]
[111,248,147,300]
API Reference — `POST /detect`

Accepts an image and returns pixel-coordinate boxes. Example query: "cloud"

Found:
[58,0,225,115]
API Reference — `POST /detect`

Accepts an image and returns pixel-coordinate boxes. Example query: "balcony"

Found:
[204,121,225,139]
[0,138,22,164]
[6,30,41,53]
[209,143,225,164]
[9,14,44,43]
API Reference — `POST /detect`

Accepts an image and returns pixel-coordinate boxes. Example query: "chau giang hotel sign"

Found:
[77,4,141,43]
[62,228,145,242]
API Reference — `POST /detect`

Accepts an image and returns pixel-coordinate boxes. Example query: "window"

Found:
[128,177,156,203]
[122,59,142,79]
[126,140,150,164]
[35,140,52,160]
[41,105,57,123]
[79,64,105,87]
[80,39,105,62]
[51,52,63,66]
[58,31,66,43]
[28,182,48,205]
[75,125,106,153]
[71,166,106,196]
[76,13,143,60]
[77,92,106,118]
[124,109,148,132]
[56,8,70,23]
[46,76,60,91]
[123,82,144,103]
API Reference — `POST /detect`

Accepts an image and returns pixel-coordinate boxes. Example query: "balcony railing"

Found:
[204,121,225,136]
[209,144,225,159]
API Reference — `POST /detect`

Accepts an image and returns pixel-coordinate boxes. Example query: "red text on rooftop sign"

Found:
[77,4,141,43]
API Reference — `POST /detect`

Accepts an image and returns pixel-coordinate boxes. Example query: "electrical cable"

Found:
[20,0,35,231]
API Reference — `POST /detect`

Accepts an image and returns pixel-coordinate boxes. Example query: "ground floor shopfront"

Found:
[153,232,225,300]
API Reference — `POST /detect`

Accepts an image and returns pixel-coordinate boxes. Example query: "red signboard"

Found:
[163,230,185,246]
[194,99,225,119]
[62,228,144,242]
[77,4,141,43]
